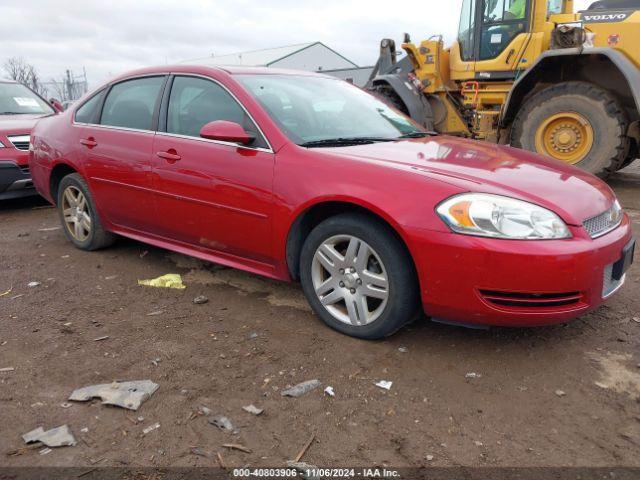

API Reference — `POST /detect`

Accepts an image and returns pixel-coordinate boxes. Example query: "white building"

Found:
[187,42,374,86]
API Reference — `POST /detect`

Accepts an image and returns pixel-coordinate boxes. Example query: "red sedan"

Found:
[29,65,635,339]
[0,79,57,200]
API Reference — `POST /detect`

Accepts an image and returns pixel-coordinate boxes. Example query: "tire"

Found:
[618,140,638,170]
[57,173,116,251]
[299,213,420,340]
[511,81,629,178]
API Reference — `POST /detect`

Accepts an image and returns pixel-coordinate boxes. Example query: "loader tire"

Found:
[511,82,629,178]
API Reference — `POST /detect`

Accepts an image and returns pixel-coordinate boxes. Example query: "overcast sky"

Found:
[1,0,593,88]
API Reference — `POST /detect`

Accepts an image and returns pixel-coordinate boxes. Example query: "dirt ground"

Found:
[1,164,639,470]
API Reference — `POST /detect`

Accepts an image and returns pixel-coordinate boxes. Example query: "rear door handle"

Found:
[80,138,97,148]
[156,150,181,163]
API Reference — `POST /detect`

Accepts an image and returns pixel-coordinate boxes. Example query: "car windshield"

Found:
[0,82,54,115]
[237,74,426,146]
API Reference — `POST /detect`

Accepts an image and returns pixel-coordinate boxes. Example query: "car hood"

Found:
[325,136,617,225]
[0,113,48,135]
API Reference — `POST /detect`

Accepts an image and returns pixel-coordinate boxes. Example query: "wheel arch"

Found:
[502,49,640,134]
[49,162,80,205]
[285,199,416,281]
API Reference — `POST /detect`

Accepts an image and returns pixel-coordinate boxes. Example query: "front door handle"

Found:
[156,150,181,163]
[80,137,97,148]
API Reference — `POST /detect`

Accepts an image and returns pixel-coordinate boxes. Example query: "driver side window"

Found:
[166,76,267,148]
[479,0,528,61]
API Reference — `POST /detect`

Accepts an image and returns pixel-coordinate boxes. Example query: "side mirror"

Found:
[199,120,254,145]
[49,98,64,113]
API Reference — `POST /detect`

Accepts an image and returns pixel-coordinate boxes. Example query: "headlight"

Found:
[436,193,571,240]
[0,141,5,148]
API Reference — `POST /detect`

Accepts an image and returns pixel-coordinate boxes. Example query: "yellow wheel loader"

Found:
[365,0,640,177]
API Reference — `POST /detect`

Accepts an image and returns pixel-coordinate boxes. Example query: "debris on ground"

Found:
[375,380,393,390]
[398,346,409,353]
[37,227,61,232]
[137,274,186,290]
[281,380,321,398]
[69,380,159,411]
[633,317,640,323]
[146,310,164,316]
[222,443,252,453]
[197,406,212,416]
[60,402,72,409]
[242,404,264,416]
[151,358,162,367]
[555,389,567,397]
[190,446,208,457]
[193,295,209,305]
[27,282,41,288]
[426,454,434,461]
[142,422,160,435]
[293,433,316,462]
[474,440,483,447]
[0,287,12,297]
[208,415,236,433]
[324,386,335,397]
[0,367,15,373]
[39,447,52,455]
[22,425,77,447]
[465,372,482,379]
[93,336,109,342]
[247,332,259,340]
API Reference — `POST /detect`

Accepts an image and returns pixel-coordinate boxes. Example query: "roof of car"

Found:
[109,64,334,84]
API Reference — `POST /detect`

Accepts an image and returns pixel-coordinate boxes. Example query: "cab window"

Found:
[458,0,476,61]
[100,76,165,131]
[166,75,267,148]
[479,0,528,61]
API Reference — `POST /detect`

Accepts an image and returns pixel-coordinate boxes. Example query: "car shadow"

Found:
[0,195,50,212]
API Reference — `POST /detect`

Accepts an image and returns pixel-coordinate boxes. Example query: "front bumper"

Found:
[409,216,634,327]
[0,160,36,200]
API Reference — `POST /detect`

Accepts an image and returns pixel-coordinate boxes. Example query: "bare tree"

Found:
[3,57,48,96]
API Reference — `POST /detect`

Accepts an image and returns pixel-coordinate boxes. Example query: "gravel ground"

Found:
[0,163,639,469]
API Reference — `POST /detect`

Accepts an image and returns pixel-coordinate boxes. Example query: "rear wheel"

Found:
[57,173,115,251]
[511,82,629,178]
[299,213,420,340]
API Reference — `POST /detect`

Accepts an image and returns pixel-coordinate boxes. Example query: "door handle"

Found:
[80,137,97,148]
[156,150,181,163]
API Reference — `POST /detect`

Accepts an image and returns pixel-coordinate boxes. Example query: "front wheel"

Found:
[511,81,629,178]
[299,213,420,340]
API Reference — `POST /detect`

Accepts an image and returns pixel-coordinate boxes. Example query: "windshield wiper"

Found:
[397,131,435,139]
[0,111,26,115]
[300,137,396,148]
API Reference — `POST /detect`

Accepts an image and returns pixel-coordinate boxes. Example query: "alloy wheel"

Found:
[311,234,389,326]
[61,186,92,242]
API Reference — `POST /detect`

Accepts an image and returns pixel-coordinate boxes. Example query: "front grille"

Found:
[7,134,30,151]
[480,290,582,309]
[583,205,622,238]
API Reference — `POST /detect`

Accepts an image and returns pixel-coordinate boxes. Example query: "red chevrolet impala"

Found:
[29,65,635,339]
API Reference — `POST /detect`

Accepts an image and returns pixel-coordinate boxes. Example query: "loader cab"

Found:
[453,0,570,79]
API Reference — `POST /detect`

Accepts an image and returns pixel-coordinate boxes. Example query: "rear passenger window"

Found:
[100,76,165,131]
[166,76,266,148]
[75,90,104,124]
